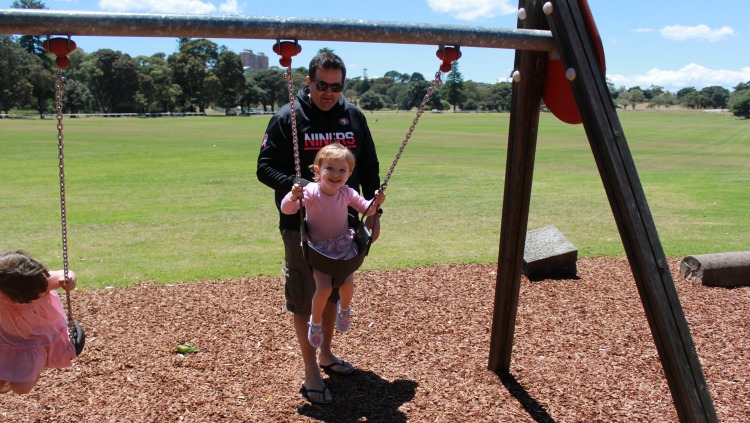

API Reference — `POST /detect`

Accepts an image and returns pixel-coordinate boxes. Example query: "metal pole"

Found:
[0,9,555,52]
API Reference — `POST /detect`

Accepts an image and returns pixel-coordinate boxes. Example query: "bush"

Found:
[730,90,750,119]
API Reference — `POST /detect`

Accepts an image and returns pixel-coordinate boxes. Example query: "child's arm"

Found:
[365,190,386,216]
[46,270,77,292]
[280,183,305,214]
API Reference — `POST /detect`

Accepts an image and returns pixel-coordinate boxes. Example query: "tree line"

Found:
[0,32,517,115]
[2,1,749,117]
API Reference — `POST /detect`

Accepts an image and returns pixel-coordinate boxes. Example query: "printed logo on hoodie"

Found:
[303,132,356,150]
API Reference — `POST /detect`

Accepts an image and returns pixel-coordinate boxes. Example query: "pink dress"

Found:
[0,291,76,382]
[281,183,376,260]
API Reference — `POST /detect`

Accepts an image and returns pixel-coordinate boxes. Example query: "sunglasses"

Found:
[312,80,345,93]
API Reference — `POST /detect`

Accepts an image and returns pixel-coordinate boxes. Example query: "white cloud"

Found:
[98,0,242,15]
[426,0,516,21]
[634,28,653,33]
[608,63,750,91]
[660,24,735,42]
[218,0,240,14]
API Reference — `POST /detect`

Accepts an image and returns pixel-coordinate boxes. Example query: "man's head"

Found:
[307,51,346,111]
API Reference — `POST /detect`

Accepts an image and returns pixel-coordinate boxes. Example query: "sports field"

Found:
[1,111,748,288]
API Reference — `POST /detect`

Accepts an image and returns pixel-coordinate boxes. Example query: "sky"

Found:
[6,0,750,92]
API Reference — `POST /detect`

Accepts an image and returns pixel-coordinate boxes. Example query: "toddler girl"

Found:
[281,143,385,348]
[0,250,77,395]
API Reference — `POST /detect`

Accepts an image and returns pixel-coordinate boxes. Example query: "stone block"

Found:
[523,225,578,281]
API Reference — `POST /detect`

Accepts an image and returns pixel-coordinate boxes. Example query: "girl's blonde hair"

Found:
[311,143,355,181]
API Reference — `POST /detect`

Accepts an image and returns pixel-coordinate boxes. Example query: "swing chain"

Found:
[285,68,302,185]
[379,70,443,193]
[54,67,76,336]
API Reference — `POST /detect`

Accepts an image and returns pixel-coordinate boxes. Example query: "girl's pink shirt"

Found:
[280,182,376,242]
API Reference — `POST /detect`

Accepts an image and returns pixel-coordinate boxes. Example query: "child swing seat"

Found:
[300,208,372,286]
[71,322,85,356]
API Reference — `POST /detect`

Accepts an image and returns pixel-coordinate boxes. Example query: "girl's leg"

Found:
[10,377,39,395]
[310,270,333,324]
[309,269,333,348]
[337,274,355,310]
[336,274,355,332]
[0,380,10,394]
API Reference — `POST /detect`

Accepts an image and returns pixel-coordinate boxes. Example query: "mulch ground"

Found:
[2,257,748,422]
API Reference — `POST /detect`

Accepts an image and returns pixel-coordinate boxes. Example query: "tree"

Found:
[11,0,47,56]
[683,91,710,109]
[427,88,446,111]
[649,92,676,110]
[606,78,618,99]
[443,62,466,111]
[78,49,139,112]
[168,39,219,112]
[627,88,645,109]
[730,83,750,119]
[461,80,480,109]
[27,54,55,114]
[643,84,664,100]
[384,70,410,83]
[386,83,408,109]
[477,82,512,112]
[676,87,696,103]
[349,76,371,96]
[239,74,265,112]
[214,49,245,114]
[250,68,287,112]
[397,72,429,110]
[359,91,386,111]
[62,79,94,113]
[730,91,750,118]
[700,86,730,109]
[135,53,175,113]
[0,35,34,113]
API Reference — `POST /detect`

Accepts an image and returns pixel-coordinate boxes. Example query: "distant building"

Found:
[240,50,269,72]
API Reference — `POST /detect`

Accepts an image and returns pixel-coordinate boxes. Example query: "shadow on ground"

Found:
[499,372,556,423]
[298,370,417,422]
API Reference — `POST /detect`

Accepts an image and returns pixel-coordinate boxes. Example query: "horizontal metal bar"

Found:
[0,9,555,52]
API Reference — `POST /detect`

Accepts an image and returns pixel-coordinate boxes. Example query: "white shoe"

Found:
[308,318,323,348]
[336,300,351,332]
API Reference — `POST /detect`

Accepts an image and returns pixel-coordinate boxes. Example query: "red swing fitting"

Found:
[273,39,302,67]
[43,36,77,69]
[436,45,461,72]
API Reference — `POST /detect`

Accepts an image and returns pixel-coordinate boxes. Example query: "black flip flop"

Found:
[300,383,333,405]
[319,359,356,376]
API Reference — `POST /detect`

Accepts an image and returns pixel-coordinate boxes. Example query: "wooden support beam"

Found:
[544,1,717,421]
[489,0,548,373]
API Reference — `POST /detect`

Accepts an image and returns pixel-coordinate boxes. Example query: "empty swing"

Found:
[43,36,86,356]
[275,41,461,282]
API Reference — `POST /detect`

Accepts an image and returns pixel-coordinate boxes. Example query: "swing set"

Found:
[0,2,718,421]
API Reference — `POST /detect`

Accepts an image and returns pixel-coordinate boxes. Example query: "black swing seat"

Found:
[301,212,372,286]
[70,322,85,356]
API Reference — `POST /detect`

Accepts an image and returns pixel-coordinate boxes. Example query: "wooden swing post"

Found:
[490,1,717,422]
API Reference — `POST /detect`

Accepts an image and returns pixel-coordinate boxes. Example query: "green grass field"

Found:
[1,111,748,289]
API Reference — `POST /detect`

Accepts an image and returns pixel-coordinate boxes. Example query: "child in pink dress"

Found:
[0,250,77,395]
[281,143,385,348]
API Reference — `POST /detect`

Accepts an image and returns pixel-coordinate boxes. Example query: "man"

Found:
[256,51,381,405]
